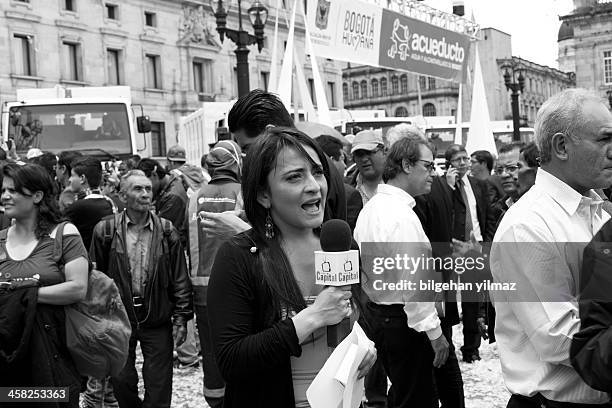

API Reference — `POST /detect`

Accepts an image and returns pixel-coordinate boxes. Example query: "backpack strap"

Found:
[102,213,121,248]
[52,221,69,265]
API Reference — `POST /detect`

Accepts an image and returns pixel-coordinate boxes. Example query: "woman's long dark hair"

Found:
[3,163,62,238]
[240,127,331,314]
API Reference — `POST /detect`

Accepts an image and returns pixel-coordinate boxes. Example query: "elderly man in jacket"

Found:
[90,169,193,408]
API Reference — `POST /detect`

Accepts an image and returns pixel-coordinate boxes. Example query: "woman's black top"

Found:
[208,235,303,408]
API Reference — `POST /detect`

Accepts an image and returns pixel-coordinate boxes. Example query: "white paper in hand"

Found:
[307,322,374,408]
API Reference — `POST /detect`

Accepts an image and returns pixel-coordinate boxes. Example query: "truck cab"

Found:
[2,86,150,160]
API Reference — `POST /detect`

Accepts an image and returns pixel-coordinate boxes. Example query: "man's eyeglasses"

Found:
[418,160,436,172]
[494,163,522,175]
[451,156,470,164]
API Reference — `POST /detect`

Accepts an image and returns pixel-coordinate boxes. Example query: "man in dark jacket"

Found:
[90,169,193,408]
[416,145,496,360]
[571,218,612,393]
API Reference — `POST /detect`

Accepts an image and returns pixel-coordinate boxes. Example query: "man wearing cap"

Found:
[346,129,388,408]
[191,140,243,408]
[347,130,386,205]
[167,144,187,171]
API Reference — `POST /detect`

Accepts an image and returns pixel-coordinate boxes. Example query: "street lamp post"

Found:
[502,61,525,142]
[211,0,268,97]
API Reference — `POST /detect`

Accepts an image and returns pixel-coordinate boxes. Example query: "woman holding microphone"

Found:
[208,127,375,408]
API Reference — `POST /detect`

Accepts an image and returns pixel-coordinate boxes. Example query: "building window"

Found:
[327,82,336,107]
[342,82,349,101]
[13,34,34,76]
[145,11,156,27]
[381,78,388,96]
[419,76,426,90]
[371,79,379,97]
[400,75,408,94]
[423,103,436,117]
[105,3,118,20]
[361,80,368,99]
[15,0,30,2]
[395,106,408,117]
[307,78,316,104]
[145,54,162,89]
[604,51,612,85]
[193,59,212,93]
[62,42,82,81]
[64,0,75,11]
[107,49,121,85]
[428,77,436,90]
[261,71,269,91]
[352,81,359,100]
[391,76,398,95]
[150,121,166,157]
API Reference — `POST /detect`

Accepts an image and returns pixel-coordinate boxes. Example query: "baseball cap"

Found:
[350,130,384,154]
[26,148,43,160]
[167,145,187,162]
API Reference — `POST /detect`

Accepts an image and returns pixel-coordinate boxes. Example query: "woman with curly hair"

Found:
[0,163,88,408]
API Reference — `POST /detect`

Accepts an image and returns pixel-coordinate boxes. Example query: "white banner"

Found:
[315,250,360,286]
[307,0,382,66]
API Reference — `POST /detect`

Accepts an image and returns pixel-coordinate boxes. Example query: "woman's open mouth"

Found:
[301,198,322,214]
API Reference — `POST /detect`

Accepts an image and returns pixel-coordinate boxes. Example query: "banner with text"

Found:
[307,0,471,82]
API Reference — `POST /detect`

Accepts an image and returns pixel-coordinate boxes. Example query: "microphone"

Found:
[317,219,359,347]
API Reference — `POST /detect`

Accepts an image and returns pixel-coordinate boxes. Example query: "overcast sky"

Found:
[422,0,575,69]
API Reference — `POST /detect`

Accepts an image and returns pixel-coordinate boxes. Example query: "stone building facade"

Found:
[342,65,459,118]
[0,0,343,158]
[559,0,612,101]
[496,57,576,126]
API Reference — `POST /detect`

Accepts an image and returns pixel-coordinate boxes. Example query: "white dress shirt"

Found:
[490,169,610,404]
[461,174,483,242]
[354,183,442,340]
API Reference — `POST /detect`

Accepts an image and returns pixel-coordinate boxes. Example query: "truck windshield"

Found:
[8,103,132,157]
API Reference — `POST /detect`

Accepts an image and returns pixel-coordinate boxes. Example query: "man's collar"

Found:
[126,211,153,229]
[536,169,604,216]
[378,183,416,208]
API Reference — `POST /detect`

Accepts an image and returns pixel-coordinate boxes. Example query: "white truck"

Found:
[1,85,150,160]
[177,101,235,165]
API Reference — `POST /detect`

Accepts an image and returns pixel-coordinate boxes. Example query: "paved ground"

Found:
[147,323,510,407]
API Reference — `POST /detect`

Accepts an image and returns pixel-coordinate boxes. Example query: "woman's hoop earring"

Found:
[264,210,275,239]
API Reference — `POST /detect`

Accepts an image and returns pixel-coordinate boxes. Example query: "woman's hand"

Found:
[292,285,352,344]
[310,285,352,326]
[357,343,377,379]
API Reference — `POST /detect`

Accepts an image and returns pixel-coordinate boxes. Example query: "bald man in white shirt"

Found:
[490,88,612,407]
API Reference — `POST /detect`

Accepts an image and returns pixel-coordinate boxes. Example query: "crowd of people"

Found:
[0,87,612,408]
